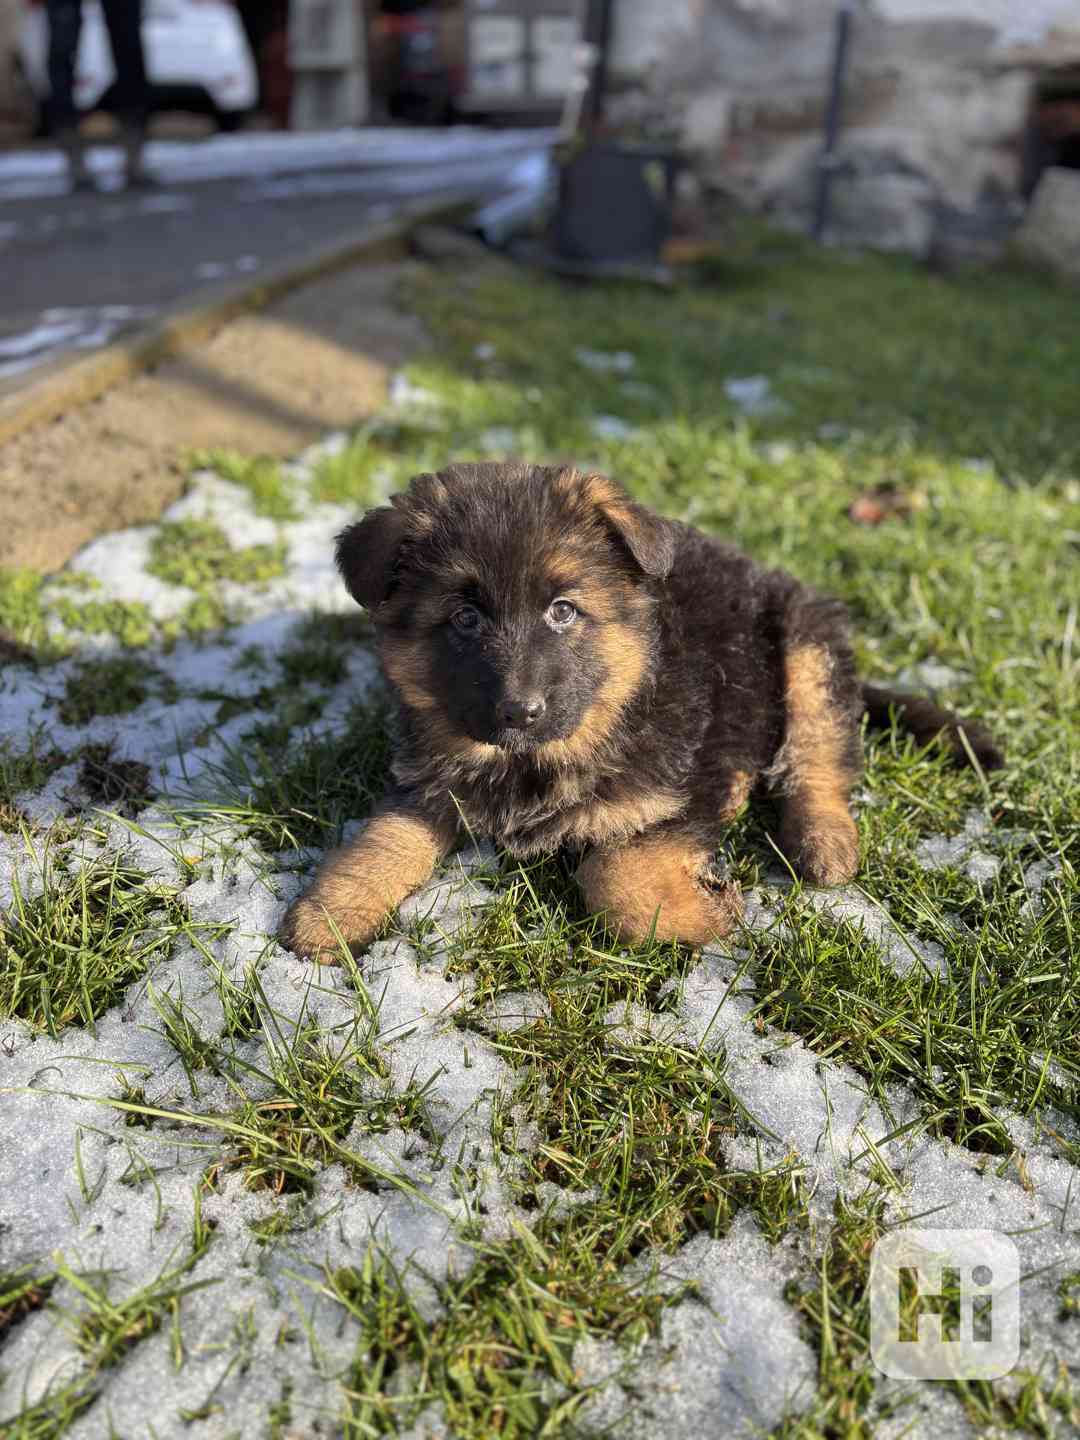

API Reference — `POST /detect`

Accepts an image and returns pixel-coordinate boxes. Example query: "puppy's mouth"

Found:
[490,727,547,753]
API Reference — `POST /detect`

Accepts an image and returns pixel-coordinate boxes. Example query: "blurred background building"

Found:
[2,1,1079,258]
[0,0,588,135]
[608,0,1080,259]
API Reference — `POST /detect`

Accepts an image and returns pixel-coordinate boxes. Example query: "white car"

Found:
[14,0,257,133]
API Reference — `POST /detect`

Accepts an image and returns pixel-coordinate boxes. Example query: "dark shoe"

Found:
[121,127,156,189]
[58,128,94,191]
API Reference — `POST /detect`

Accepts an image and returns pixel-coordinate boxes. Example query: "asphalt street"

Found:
[0,128,552,384]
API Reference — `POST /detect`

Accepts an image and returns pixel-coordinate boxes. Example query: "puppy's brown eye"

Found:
[547,600,577,629]
[452,605,482,634]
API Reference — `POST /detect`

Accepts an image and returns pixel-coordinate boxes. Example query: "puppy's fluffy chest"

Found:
[393,742,687,857]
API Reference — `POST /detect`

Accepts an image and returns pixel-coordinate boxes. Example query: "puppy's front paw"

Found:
[782,812,859,888]
[279,896,365,964]
[683,875,744,945]
[626,877,743,947]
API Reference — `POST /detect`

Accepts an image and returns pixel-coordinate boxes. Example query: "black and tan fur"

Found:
[280,462,1002,960]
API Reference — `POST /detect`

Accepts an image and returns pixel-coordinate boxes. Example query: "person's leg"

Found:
[46,0,81,131]
[99,0,151,184]
[46,0,91,187]
[234,0,268,110]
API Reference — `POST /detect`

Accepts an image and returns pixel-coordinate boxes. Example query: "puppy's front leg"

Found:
[577,829,742,948]
[280,798,456,962]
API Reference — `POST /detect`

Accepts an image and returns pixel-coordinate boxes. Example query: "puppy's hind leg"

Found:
[577,830,742,948]
[775,641,861,887]
[280,798,456,962]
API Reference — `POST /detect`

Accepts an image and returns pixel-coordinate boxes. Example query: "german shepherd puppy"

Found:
[280,462,1002,961]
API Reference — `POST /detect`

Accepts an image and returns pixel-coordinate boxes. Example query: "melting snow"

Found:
[0,407,1076,1433]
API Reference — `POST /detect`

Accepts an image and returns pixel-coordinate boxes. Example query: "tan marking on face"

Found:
[536,620,650,769]
[577,833,741,947]
[546,569,630,624]
[382,617,536,768]
[572,581,620,622]
[428,718,500,765]
[279,807,457,962]
[541,536,608,595]
[776,644,859,886]
[380,633,497,764]
[380,634,437,713]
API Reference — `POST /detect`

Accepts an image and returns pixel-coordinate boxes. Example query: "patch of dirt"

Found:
[0,260,429,573]
[0,632,35,664]
[73,744,156,817]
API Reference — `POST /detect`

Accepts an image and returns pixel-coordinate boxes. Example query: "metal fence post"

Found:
[812,0,857,243]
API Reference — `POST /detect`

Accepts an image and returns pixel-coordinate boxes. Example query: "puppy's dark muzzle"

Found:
[498,696,546,730]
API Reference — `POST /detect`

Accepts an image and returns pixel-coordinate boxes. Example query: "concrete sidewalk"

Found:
[0,127,558,198]
[0,127,552,386]
[0,247,428,573]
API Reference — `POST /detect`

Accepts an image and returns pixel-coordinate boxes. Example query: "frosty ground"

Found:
[1,232,1079,1438]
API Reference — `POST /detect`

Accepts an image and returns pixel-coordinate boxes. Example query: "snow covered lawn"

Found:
[2,232,1079,1436]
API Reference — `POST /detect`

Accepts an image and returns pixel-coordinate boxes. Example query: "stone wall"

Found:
[606,0,1080,258]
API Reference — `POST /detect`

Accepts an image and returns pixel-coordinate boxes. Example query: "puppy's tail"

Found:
[860,683,1004,772]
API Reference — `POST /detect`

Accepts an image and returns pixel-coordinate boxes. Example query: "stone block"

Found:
[1013,166,1080,278]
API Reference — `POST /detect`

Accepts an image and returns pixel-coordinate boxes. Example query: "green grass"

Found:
[55,1250,216,1374]
[310,436,392,506]
[3,223,1079,1436]
[54,596,158,650]
[0,1269,56,1345]
[1,735,156,829]
[277,637,349,690]
[1060,1273,1080,1321]
[0,571,160,657]
[407,219,1080,479]
[56,656,177,727]
[323,1237,674,1438]
[439,856,808,1250]
[0,738,66,831]
[306,235,1076,1433]
[0,1209,217,1439]
[0,569,48,655]
[146,518,286,591]
[201,1020,436,1196]
[773,1191,1080,1438]
[179,696,392,852]
[747,862,1079,1151]
[189,449,300,522]
[83,977,438,1196]
[0,854,190,1035]
[195,630,355,734]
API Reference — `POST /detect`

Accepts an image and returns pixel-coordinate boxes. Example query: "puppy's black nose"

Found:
[499,696,546,729]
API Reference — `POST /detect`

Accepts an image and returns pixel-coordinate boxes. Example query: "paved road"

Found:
[0,128,552,385]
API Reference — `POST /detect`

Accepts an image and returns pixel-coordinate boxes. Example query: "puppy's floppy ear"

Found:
[335,505,410,609]
[581,472,675,578]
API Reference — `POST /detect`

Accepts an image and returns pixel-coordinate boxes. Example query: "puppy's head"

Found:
[335,463,673,760]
